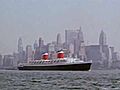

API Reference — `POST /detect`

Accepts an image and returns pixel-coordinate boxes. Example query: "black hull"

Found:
[18,63,92,71]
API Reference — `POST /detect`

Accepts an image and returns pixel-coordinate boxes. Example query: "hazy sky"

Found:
[0,0,120,54]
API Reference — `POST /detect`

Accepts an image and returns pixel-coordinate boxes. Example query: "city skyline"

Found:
[0,26,119,70]
[0,0,120,54]
[0,28,119,55]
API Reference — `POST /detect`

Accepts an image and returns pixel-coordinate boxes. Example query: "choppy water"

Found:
[0,70,120,90]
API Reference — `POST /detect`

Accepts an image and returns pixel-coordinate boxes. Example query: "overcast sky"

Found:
[0,0,120,54]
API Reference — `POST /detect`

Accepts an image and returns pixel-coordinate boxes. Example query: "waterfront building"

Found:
[85,45,109,69]
[86,30,110,69]
[111,51,120,69]
[99,30,107,46]
[48,43,55,52]
[18,37,23,53]
[99,30,109,68]
[56,33,62,51]
[79,41,87,61]
[13,52,19,66]
[57,33,62,45]
[33,40,38,50]
[109,47,120,69]
[34,47,40,60]
[65,27,84,57]
[47,42,56,59]
[34,37,46,59]
[39,37,44,49]
[86,45,102,69]
[26,45,33,61]
[18,37,26,63]
[109,47,120,61]
[0,54,3,67]
[3,55,14,67]
[68,43,74,57]
[101,45,110,68]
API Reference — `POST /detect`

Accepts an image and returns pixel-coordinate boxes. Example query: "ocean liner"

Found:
[18,51,92,71]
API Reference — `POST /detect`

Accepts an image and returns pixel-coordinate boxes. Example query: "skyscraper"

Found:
[65,27,84,57]
[3,55,14,67]
[34,37,46,59]
[56,33,62,51]
[99,30,107,46]
[33,40,38,50]
[17,37,26,63]
[99,30,109,68]
[13,52,19,66]
[26,45,33,61]
[18,37,23,53]
[0,54,2,66]
[57,33,62,45]
[85,45,103,69]
[39,37,44,48]
[65,27,84,45]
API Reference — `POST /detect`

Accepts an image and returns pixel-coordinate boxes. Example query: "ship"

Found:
[18,51,92,71]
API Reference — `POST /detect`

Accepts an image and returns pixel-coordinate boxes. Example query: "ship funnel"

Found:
[57,51,64,59]
[42,53,48,60]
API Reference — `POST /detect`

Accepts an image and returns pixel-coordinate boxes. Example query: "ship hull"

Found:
[18,63,92,71]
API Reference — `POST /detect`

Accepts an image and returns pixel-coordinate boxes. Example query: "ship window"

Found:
[50,61,52,64]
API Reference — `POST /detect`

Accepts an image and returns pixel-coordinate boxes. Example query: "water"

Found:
[0,70,120,90]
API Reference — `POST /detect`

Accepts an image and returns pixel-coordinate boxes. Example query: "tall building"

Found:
[85,30,110,69]
[79,41,87,60]
[99,30,110,68]
[34,37,46,59]
[13,52,19,66]
[109,47,119,61]
[3,55,14,67]
[99,30,107,46]
[57,33,62,45]
[65,27,84,44]
[26,45,33,61]
[68,43,74,57]
[0,54,2,66]
[17,37,26,63]
[56,33,62,51]
[34,38,41,60]
[109,47,120,69]
[39,37,44,48]
[34,47,40,60]
[18,37,23,53]
[33,40,38,50]
[65,27,84,57]
[48,43,55,52]
[47,43,56,59]
[85,45,102,69]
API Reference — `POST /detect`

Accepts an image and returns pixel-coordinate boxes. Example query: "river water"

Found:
[0,70,120,90]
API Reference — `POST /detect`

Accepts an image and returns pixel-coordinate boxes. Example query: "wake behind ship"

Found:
[18,51,92,71]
